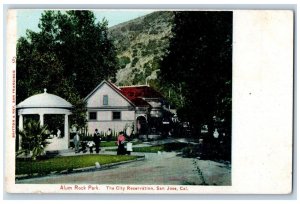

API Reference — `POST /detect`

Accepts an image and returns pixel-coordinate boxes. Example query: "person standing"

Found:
[73,132,80,153]
[212,128,220,159]
[107,128,112,141]
[126,126,132,138]
[93,129,101,153]
[56,128,61,138]
[117,131,126,155]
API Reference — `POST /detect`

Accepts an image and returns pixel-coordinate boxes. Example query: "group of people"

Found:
[73,128,102,154]
[72,128,132,155]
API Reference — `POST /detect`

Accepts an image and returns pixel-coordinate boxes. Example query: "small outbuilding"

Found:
[17,89,73,151]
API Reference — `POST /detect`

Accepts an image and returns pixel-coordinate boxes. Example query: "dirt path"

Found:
[16,152,231,185]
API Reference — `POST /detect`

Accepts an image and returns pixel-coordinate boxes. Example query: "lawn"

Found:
[16,154,139,175]
[101,141,141,147]
[133,146,164,153]
[133,143,189,153]
[106,143,190,153]
[100,141,118,147]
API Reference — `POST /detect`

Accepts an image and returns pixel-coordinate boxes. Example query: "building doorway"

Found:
[136,116,147,135]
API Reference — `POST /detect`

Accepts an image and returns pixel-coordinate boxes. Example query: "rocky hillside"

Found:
[108,11,174,86]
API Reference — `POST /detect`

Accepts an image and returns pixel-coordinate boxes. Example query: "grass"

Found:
[106,143,189,153]
[132,146,164,153]
[100,141,118,147]
[101,141,141,147]
[16,154,139,175]
[134,143,189,153]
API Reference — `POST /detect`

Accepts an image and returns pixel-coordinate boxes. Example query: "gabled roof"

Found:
[119,85,163,101]
[84,80,136,107]
[85,80,165,108]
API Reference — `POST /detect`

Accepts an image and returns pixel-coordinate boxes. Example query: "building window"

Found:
[112,111,121,120]
[103,95,108,105]
[89,112,97,120]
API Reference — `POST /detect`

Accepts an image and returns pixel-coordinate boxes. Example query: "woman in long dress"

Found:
[117,132,126,155]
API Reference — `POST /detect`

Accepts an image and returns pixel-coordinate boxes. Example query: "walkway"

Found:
[16,151,231,185]
[16,138,231,185]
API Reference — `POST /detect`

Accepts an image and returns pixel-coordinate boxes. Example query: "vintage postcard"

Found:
[4,9,293,194]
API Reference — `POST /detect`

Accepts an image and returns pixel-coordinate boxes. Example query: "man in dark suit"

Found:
[93,129,101,153]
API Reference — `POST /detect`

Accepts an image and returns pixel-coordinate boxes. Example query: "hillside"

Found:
[108,11,174,86]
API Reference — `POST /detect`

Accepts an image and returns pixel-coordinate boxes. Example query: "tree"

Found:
[160,11,232,137]
[17,10,118,129]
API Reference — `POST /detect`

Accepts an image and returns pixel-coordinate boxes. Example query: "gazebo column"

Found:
[39,114,44,127]
[18,114,23,131]
[18,114,24,150]
[64,114,69,147]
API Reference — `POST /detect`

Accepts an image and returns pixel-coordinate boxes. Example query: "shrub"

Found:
[141,50,149,57]
[18,120,51,160]
[132,49,138,57]
[119,56,131,68]
[131,57,139,67]
[149,29,159,35]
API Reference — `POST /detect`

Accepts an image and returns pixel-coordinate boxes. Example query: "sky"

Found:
[16,10,154,38]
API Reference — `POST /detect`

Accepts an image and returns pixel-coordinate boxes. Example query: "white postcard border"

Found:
[5,9,294,194]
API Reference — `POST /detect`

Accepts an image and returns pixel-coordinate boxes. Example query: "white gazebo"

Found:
[17,89,73,151]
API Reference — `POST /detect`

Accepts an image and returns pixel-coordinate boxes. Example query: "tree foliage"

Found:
[17,10,118,129]
[160,11,232,135]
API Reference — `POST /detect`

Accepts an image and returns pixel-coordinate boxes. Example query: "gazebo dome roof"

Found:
[17,89,72,109]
